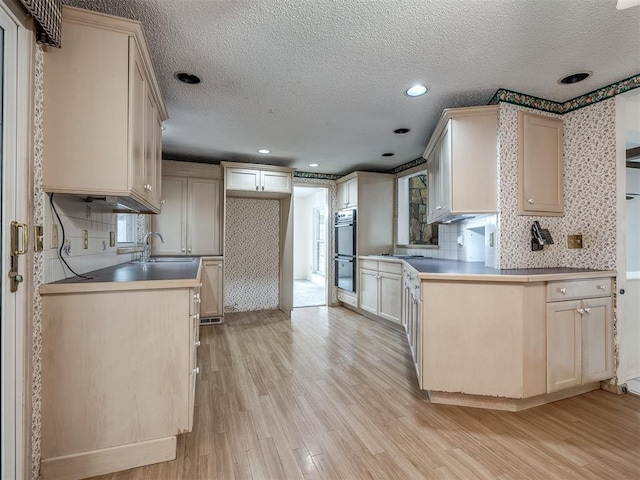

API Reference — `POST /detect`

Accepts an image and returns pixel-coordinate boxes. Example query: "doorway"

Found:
[293,186,328,307]
[1,1,29,477]
[617,90,640,395]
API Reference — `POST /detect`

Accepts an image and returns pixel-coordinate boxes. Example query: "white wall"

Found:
[627,168,640,272]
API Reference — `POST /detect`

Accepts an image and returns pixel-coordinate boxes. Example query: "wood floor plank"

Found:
[86,306,640,480]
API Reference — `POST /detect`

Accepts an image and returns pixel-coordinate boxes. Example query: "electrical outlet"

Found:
[110,231,116,247]
[51,224,58,249]
[568,234,583,249]
[82,230,89,249]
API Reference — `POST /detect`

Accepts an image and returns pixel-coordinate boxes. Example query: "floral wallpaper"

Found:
[31,44,44,480]
[497,101,617,270]
[224,198,280,311]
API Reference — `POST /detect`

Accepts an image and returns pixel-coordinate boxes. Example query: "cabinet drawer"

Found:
[378,261,402,275]
[337,291,357,307]
[360,259,378,271]
[547,278,611,302]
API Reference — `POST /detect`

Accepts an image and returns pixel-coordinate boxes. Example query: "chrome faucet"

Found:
[141,231,164,262]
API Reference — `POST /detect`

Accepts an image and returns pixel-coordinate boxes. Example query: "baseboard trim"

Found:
[40,436,176,480]
[429,383,601,412]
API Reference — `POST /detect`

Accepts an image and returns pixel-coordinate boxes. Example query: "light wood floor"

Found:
[92,306,640,480]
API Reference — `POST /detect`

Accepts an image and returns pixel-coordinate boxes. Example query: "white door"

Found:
[616,91,640,389]
[1,2,29,478]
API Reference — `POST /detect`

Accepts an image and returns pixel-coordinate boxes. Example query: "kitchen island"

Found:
[39,258,208,480]
[363,256,616,411]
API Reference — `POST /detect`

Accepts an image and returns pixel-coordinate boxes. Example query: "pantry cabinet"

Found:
[152,176,222,256]
[518,111,564,216]
[43,6,167,213]
[423,106,498,224]
[546,278,613,393]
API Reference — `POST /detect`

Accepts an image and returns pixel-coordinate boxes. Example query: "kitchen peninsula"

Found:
[363,256,615,411]
[39,258,210,480]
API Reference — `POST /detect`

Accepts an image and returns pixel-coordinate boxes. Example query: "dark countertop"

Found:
[365,256,615,282]
[40,257,212,294]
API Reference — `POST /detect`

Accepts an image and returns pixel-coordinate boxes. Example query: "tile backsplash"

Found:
[44,194,137,283]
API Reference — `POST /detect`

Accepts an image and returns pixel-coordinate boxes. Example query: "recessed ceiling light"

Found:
[257,149,271,154]
[175,72,201,84]
[405,84,428,97]
[309,163,319,167]
[382,153,395,157]
[394,128,411,134]
[558,71,592,85]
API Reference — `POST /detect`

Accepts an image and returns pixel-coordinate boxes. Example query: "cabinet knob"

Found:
[597,284,607,290]
[195,340,201,347]
[528,198,534,204]
[436,206,442,210]
[193,367,200,375]
[256,186,259,190]
[160,200,165,205]
[148,185,152,192]
[262,186,265,191]
[559,288,567,294]
[181,248,186,253]
[584,307,591,313]
[194,293,200,303]
[577,308,584,315]
[188,248,192,253]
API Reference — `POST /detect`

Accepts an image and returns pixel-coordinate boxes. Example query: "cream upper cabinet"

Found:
[42,6,167,213]
[337,177,358,209]
[200,259,224,321]
[152,177,222,256]
[546,279,613,393]
[423,106,498,224]
[225,165,293,197]
[518,111,564,216]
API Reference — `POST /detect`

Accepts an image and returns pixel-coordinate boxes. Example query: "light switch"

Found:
[51,224,58,249]
[82,230,89,249]
[110,231,116,247]
[34,225,44,252]
[568,234,583,249]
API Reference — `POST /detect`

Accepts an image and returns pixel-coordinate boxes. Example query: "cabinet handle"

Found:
[160,200,165,205]
[559,288,567,294]
[218,264,222,268]
[256,185,259,190]
[148,185,152,192]
[193,367,200,375]
[188,248,192,253]
[194,293,200,303]
[195,340,201,347]
[577,308,584,315]
[597,285,607,290]
[528,198,534,204]
[436,206,442,210]
[181,248,186,253]
[584,307,591,313]
[262,186,265,191]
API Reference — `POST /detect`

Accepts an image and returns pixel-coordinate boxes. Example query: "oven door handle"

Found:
[334,223,355,228]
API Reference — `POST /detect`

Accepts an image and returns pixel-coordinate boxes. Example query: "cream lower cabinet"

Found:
[152,177,221,255]
[359,259,402,324]
[200,258,224,321]
[403,265,422,387]
[41,285,200,479]
[547,287,613,393]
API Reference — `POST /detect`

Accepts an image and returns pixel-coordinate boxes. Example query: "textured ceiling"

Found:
[63,0,640,175]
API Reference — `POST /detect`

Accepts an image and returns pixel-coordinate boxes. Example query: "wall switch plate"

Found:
[568,234,583,249]
[82,230,89,249]
[51,224,58,249]
[489,232,495,248]
[34,225,44,252]
[110,231,116,247]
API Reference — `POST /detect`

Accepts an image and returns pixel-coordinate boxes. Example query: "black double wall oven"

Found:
[334,210,356,293]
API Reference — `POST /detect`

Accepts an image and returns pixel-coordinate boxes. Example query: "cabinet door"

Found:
[337,182,348,209]
[427,152,438,223]
[143,91,157,206]
[518,111,564,215]
[154,115,163,208]
[152,176,187,255]
[187,178,221,255]
[226,168,260,191]
[547,300,581,393]
[359,268,379,315]
[188,288,199,432]
[346,178,358,207]
[378,272,401,324]
[129,38,147,200]
[201,259,223,319]
[437,121,451,218]
[582,297,614,383]
[415,296,423,388]
[260,170,292,194]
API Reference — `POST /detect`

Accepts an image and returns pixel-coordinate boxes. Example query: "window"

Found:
[117,213,137,245]
[397,172,438,246]
[313,207,326,275]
